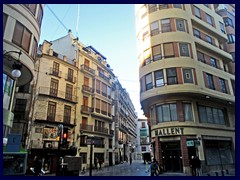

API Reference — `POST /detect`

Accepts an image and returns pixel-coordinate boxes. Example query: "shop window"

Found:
[156,103,177,123]
[183,103,193,121]
[155,70,164,87]
[145,73,153,90]
[167,68,177,85]
[150,21,159,36]
[183,68,193,83]
[176,19,185,32]
[179,43,190,57]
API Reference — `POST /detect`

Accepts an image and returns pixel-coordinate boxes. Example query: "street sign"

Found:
[186,140,194,147]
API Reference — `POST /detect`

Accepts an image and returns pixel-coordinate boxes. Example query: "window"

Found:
[155,70,164,87]
[148,4,157,13]
[80,135,87,146]
[65,84,73,100]
[163,43,174,58]
[50,79,58,96]
[183,69,193,83]
[231,52,235,62]
[101,101,107,115]
[206,73,215,90]
[96,98,100,113]
[96,79,101,94]
[18,83,30,93]
[141,122,146,128]
[194,6,201,19]
[14,99,27,120]
[176,19,185,32]
[107,86,111,99]
[193,29,200,38]
[142,26,149,40]
[159,4,168,10]
[31,37,38,59]
[179,43,190,57]
[198,105,225,125]
[206,14,213,25]
[67,68,73,82]
[37,5,43,27]
[173,4,182,9]
[197,51,205,63]
[150,21,159,36]
[141,5,147,19]
[204,4,209,8]
[161,18,171,32]
[12,21,31,52]
[167,68,177,85]
[52,62,59,76]
[3,74,14,110]
[3,13,7,35]
[183,103,193,121]
[24,4,37,15]
[145,73,153,90]
[156,103,177,123]
[102,82,107,97]
[210,57,217,68]
[227,34,235,43]
[108,103,111,116]
[223,17,234,27]
[219,78,227,93]
[152,45,162,61]
[219,22,225,34]
[64,105,71,124]
[143,49,151,65]
[47,101,56,121]
[206,35,213,44]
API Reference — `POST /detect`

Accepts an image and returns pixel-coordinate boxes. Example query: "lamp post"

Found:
[87,135,94,176]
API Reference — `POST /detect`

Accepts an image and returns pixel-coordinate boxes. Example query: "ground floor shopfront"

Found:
[151,126,235,175]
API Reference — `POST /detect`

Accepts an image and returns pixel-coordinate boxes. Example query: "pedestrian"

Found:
[145,158,149,173]
[99,159,103,170]
[130,157,132,165]
[94,158,98,170]
[33,156,42,176]
[150,158,159,176]
[195,156,201,176]
[189,156,196,176]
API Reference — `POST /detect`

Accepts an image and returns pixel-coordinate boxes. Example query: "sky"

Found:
[39,4,145,119]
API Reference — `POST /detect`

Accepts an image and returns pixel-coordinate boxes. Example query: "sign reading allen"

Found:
[155,127,184,136]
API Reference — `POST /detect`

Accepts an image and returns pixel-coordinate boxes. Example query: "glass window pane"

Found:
[164,43,174,58]
[12,22,23,45]
[183,103,193,121]
[156,106,163,123]
[170,104,177,121]
[179,43,189,57]
[199,106,207,123]
[206,107,214,123]
[162,104,170,122]
[176,19,185,32]
[183,69,193,83]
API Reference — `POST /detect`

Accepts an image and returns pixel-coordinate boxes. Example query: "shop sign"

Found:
[186,140,194,147]
[155,127,184,137]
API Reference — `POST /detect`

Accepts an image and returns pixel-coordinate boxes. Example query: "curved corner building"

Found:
[3,4,44,143]
[135,4,235,174]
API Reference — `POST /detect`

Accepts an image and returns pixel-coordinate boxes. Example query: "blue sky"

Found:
[40,4,145,118]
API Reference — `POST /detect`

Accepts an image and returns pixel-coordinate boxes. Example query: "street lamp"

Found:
[3,50,23,78]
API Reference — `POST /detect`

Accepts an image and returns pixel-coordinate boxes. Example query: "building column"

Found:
[181,135,190,175]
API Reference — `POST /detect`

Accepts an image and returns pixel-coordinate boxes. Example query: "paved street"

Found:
[80,160,188,176]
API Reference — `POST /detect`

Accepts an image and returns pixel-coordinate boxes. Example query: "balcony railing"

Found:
[81,105,93,114]
[80,64,95,76]
[82,85,93,94]
[49,68,62,77]
[38,87,78,103]
[99,72,110,83]
[65,74,76,83]
[80,123,93,131]
[35,112,73,125]
[94,125,109,134]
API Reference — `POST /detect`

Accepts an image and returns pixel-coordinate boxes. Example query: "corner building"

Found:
[135,4,235,174]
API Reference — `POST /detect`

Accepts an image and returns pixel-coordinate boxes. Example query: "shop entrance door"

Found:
[162,142,182,172]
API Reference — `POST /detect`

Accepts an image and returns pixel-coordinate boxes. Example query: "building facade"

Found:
[3,4,44,146]
[136,4,235,175]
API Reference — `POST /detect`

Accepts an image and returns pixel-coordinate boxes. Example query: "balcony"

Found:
[35,112,73,125]
[94,125,109,135]
[38,87,78,103]
[80,123,93,132]
[99,72,110,83]
[81,105,93,115]
[120,124,128,133]
[80,64,95,76]
[65,74,76,84]
[49,68,62,78]
[82,85,93,94]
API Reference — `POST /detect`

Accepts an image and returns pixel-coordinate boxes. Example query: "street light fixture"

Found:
[4,50,23,78]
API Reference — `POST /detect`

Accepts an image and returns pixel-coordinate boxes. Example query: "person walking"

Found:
[150,158,159,176]
[145,158,149,173]
[195,156,202,176]
[94,158,98,171]
[189,156,197,176]
[33,156,42,176]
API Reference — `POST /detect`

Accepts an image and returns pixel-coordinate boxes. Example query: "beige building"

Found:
[135,4,235,175]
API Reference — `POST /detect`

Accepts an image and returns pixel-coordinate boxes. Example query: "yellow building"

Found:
[135,4,235,175]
